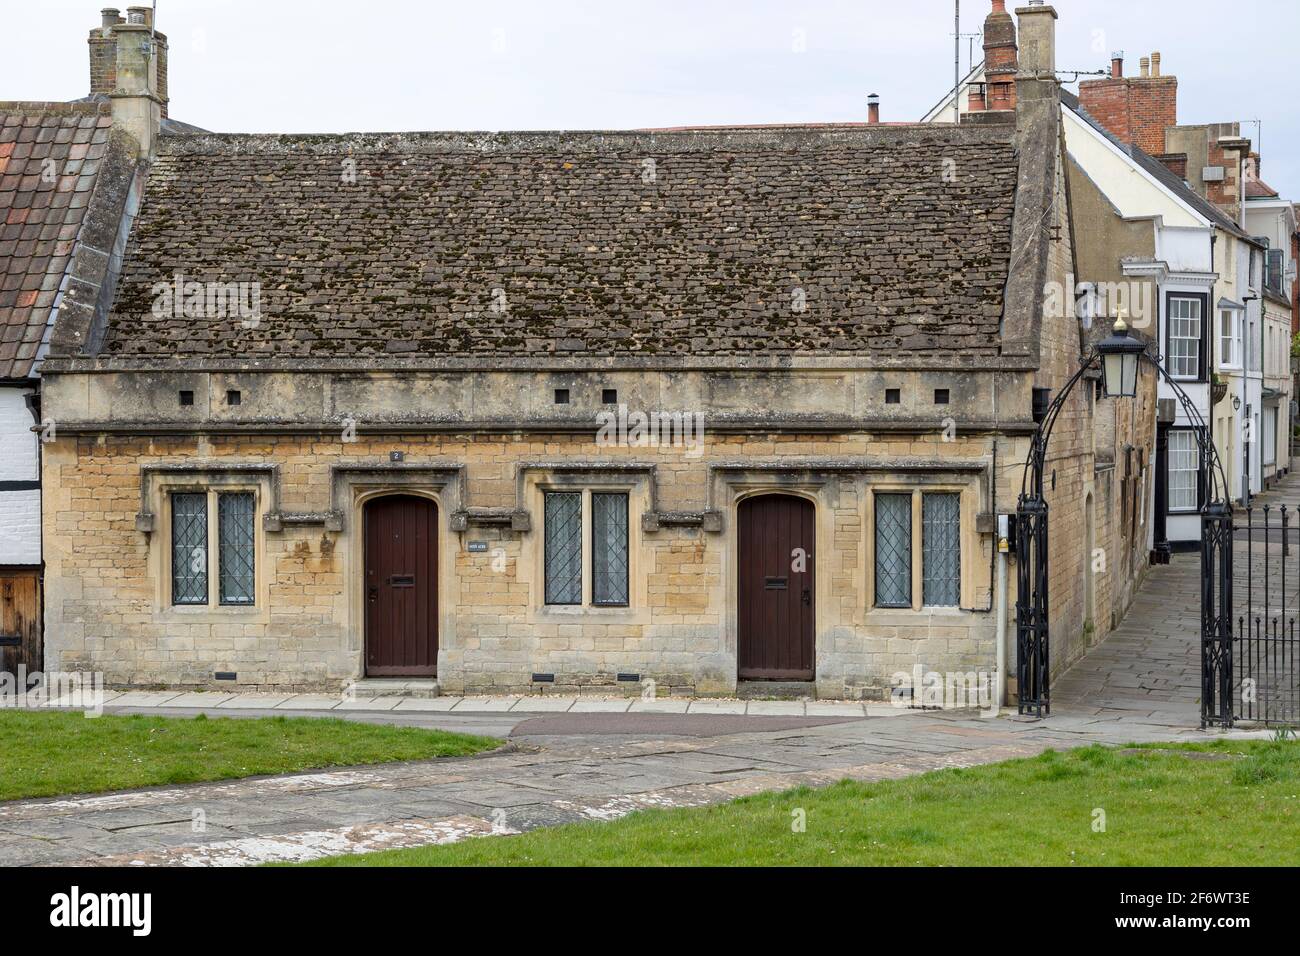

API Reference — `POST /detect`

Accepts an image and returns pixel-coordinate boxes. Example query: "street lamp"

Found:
[1097,315,1145,399]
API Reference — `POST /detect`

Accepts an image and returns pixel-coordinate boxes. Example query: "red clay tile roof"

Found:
[1246,177,1279,199]
[103,125,1020,361]
[0,102,113,380]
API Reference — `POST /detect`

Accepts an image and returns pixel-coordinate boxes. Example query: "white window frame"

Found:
[1166,295,1203,381]
[1166,430,1201,514]
[1218,309,1241,369]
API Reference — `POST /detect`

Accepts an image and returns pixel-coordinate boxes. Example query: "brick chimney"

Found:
[983,0,1018,114]
[867,93,880,124]
[89,6,169,121]
[1078,49,1177,157]
[1110,51,1123,79]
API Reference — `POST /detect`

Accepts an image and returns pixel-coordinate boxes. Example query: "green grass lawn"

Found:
[0,710,499,802]
[306,738,1300,867]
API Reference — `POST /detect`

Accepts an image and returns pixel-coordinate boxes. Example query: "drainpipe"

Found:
[995,514,1011,710]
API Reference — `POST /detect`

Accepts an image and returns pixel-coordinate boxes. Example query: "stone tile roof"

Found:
[103,126,1019,362]
[0,102,113,379]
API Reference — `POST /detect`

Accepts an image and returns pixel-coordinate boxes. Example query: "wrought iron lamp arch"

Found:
[1014,319,1233,724]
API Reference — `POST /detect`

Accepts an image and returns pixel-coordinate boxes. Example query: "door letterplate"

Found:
[389,575,416,588]
[764,576,788,590]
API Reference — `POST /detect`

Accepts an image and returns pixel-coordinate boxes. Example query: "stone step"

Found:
[350,678,440,699]
[735,680,818,701]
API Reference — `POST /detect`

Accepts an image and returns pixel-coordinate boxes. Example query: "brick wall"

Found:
[1077,76,1177,156]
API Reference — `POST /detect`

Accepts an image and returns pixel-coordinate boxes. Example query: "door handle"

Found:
[801,588,811,606]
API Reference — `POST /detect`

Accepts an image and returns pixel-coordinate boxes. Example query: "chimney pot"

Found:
[991,0,1007,11]
[1151,51,1161,77]
[101,8,121,27]
[126,5,151,27]
[867,94,880,124]
[968,84,987,113]
[1110,51,1124,78]
[1139,56,1150,78]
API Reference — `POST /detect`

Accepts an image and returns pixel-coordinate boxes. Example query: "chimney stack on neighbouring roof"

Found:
[867,94,880,124]
[90,6,168,122]
[89,8,125,98]
[1110,51,1124,78]
[1079,49,1177,157]
[982,0,1018,114]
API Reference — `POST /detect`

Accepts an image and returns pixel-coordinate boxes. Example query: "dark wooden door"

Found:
[737,495,815,680]
[364,496,438,676]
[0,570,41,679]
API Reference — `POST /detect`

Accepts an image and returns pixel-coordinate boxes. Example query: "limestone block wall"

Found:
[41,426,1029,698]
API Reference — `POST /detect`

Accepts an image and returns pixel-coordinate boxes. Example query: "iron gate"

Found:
[1229,505,1300,726]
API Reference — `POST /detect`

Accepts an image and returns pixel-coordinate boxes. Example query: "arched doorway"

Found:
[737,494,815,680]
[363,495,438,676]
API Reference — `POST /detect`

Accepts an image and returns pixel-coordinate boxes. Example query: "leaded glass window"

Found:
[171,493,208,605]
[218,492,256,606]
[592,493,629,606]
[875,494,912,608]
[544,492,583,605]
[922,493,961,607]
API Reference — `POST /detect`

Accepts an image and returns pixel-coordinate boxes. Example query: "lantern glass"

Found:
[1102,351,1138,398]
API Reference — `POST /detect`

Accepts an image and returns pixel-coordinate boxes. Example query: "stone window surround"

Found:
[145,470,271,624]
[522,468,651,624]
[864,481,979,614]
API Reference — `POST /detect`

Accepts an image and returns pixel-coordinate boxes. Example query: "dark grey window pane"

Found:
[544,492,582,605]
[875,494,911,608]
[218,493,256,606]
[922,493,961,607]
[592,493,629,606]
[172,493,208,605]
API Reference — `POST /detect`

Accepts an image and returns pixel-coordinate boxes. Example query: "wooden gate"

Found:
[364,496,438,677]
[737,495,815,681]
[0,569,41,679]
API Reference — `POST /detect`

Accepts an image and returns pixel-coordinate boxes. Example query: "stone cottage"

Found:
[37,4,1110,700]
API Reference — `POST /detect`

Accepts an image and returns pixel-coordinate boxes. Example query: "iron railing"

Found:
[1233,505,1300,726]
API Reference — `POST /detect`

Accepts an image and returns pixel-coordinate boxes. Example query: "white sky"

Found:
[4,1,1298,197]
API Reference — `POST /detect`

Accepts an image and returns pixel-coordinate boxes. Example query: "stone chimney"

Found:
[983,0,1019,114]
[109,6,167,155]
[89,6,169,124]
[1016,3,1057,76]
[867,94,880,125]
[1078,50,1177,156]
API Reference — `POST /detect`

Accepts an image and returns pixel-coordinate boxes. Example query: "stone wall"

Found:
[41,423,1032,698]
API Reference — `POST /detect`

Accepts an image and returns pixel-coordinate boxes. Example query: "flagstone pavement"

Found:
[0,555,1265,867]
